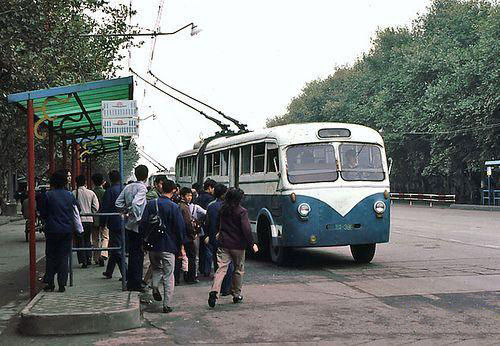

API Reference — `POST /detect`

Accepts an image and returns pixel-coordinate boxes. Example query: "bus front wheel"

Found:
[350,244,376,263]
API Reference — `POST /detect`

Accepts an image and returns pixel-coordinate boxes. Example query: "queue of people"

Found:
[37,164,258,313]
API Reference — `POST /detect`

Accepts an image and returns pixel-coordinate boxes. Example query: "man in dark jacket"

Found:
[38,170,83,292]
[206,183,233,295]
[195,178,216,277]
[101,171,126,280]
[140,178,186,313]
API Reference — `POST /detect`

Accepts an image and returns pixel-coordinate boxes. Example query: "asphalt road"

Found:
[1,204,499,345]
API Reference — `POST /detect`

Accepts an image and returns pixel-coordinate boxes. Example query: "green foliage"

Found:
[267,0,499,203]
[93,140,140,182]
[0,0,141,196]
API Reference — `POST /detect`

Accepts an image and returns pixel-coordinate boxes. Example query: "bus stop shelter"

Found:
[7,76,134,298]
[483,160,500,206]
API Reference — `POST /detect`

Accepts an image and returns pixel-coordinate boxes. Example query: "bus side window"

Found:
[206,154,213,176]
[253,143,265,173]
[241,146,251,174]
[267,148,279,173]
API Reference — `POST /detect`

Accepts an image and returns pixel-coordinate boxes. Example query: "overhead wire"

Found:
[148,71,248,132]
[129,68,232,134]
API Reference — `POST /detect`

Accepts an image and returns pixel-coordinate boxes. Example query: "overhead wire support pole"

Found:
[148,71,249,133]
[79,23,200,38]
[130,68,232,135]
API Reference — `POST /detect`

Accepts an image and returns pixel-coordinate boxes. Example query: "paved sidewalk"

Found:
[19,257,141,335]
[0,215,24,226]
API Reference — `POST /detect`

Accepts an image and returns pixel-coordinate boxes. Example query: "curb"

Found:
[450,204,500,212]
[19,290,141,335]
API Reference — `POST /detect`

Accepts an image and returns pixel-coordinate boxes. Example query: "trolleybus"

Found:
[176,122,390,264]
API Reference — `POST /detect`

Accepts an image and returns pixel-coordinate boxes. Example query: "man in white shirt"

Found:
[116,165,148,292]
[73,175,99,268]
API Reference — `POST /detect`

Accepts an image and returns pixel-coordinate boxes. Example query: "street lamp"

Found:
[79,22,201,37]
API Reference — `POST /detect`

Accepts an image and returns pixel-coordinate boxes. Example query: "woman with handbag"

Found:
[208,187,258,308]
[140,178,186,313]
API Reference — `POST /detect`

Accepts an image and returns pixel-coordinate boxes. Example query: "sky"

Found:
[116,0,432,173]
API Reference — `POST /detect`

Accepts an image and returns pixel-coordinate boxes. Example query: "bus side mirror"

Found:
[273,157,281,177]
[388,157,393,175]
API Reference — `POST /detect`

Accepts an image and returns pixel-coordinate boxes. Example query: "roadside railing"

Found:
[481,189,500,206]
[390,192,456,207]
[69,212,127,291]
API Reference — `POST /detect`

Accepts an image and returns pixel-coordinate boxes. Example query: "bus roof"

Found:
[177,122,384,157]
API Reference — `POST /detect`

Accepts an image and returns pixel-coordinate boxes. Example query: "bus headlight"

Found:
[298,203,311,218]
[374,201,386,216]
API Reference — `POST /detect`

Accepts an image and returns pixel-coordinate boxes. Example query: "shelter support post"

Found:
[71,139,76,190]
[48,123,55,174]
[62,136,67,169]
[75,144,81,177]
[27,100,36,299]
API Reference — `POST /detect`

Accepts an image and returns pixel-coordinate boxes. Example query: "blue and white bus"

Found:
[176,122,390,264]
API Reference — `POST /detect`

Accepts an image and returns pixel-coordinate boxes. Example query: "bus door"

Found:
[230,148,240,188]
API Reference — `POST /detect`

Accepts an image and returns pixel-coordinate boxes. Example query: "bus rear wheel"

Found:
[350,244,376,263]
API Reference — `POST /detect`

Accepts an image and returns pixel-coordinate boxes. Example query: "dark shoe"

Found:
[152,287,162,301]
[185,279,200,285]
[163,306,173,313]
[58,286,66,293]
[81,263,88,269]
[98,258,105,267]
[102,272,112,279]
[128,287,146,293]
[233,295,243,304]
[43,284,55,292]
[208,291,217,308]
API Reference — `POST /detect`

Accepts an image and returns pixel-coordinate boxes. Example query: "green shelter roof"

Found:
[7,77,134,154]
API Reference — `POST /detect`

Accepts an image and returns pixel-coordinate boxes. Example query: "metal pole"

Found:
[62,136,67,169]
[487,173,491,206]
[48,122,55,174]
[120,214,127,291]
[27,99,36,299]
[69,239,73,287]
[75,144,81,177]
[119,137,124,189]
[71,139,76,190]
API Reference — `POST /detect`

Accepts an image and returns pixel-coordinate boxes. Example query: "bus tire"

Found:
[270,244,290,265]
[350,244,376,263]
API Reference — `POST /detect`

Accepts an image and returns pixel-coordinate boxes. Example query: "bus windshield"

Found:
[339,143,385,181]
[286,144,338,184]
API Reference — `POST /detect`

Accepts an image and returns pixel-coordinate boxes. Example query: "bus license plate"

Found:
[327,224,355,231]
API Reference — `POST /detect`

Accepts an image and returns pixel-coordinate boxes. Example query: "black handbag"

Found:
[143,199,165,251]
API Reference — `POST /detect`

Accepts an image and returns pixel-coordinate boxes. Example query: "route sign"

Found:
[101,100,138,137]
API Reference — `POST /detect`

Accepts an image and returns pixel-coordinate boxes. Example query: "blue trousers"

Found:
[126,230,144,290]
[45,232,72,287]
[104,229,126,277]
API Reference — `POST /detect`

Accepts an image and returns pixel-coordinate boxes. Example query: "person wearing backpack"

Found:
[140,178,186,313]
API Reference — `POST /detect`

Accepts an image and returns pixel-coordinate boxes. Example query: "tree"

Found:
[267,0,499,203]
[0,0,141,197]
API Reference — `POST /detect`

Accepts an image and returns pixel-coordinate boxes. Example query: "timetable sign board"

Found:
[102,100,138,137]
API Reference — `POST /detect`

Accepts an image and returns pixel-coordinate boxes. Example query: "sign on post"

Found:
[101,100,138,137]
